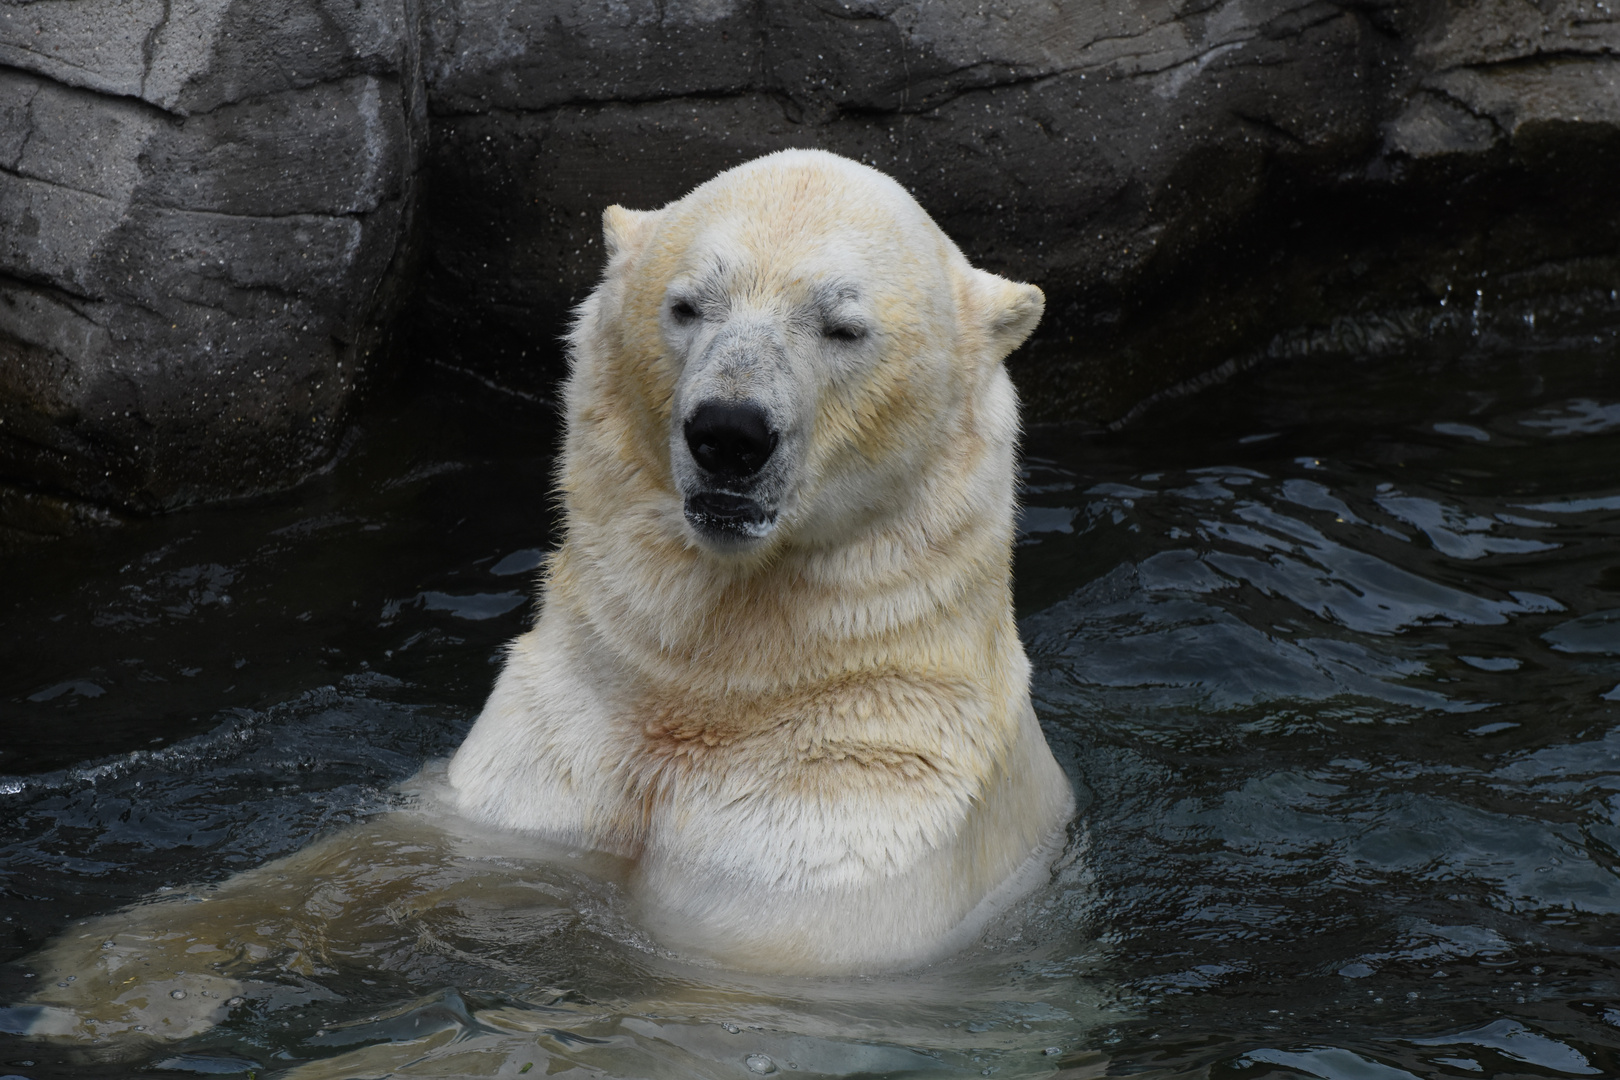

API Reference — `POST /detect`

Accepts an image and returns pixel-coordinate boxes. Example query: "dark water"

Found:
[4,319,1620,1079]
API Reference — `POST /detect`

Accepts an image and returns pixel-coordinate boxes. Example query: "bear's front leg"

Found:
[448,606,645,855]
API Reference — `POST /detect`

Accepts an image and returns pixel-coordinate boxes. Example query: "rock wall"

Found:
[0,0,424,532]
[419,0,1620,421]
[1,0,1617,533]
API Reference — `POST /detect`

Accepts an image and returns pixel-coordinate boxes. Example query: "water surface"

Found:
[4,322,1620,1078]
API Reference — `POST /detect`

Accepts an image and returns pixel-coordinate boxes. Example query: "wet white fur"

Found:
[448,150,1074,973]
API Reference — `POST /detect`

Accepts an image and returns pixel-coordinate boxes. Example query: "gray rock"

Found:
[0,0,424,528]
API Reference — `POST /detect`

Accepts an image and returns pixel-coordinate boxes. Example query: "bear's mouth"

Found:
[684,491,777,542]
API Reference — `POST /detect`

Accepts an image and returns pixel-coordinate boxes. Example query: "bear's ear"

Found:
[602,205,657,260]
[970,268,1045,359]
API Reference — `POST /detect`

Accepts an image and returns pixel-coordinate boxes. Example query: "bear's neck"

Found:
[548,426,1019,698]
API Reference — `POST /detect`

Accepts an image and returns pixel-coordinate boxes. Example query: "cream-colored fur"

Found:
[448,149,1074,973]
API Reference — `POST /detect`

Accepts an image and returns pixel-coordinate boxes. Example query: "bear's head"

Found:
[565,149,1043,561]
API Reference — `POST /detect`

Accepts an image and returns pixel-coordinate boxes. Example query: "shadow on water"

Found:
[3,315,1620,1077]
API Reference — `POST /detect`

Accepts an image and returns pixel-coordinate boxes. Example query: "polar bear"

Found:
[448,149,1075,973]
[3,151,1074,1064]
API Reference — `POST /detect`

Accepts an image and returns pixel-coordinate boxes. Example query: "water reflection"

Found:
[4,336,1620,1077]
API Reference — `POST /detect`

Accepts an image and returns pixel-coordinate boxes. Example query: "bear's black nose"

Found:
[684,401,778,480]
